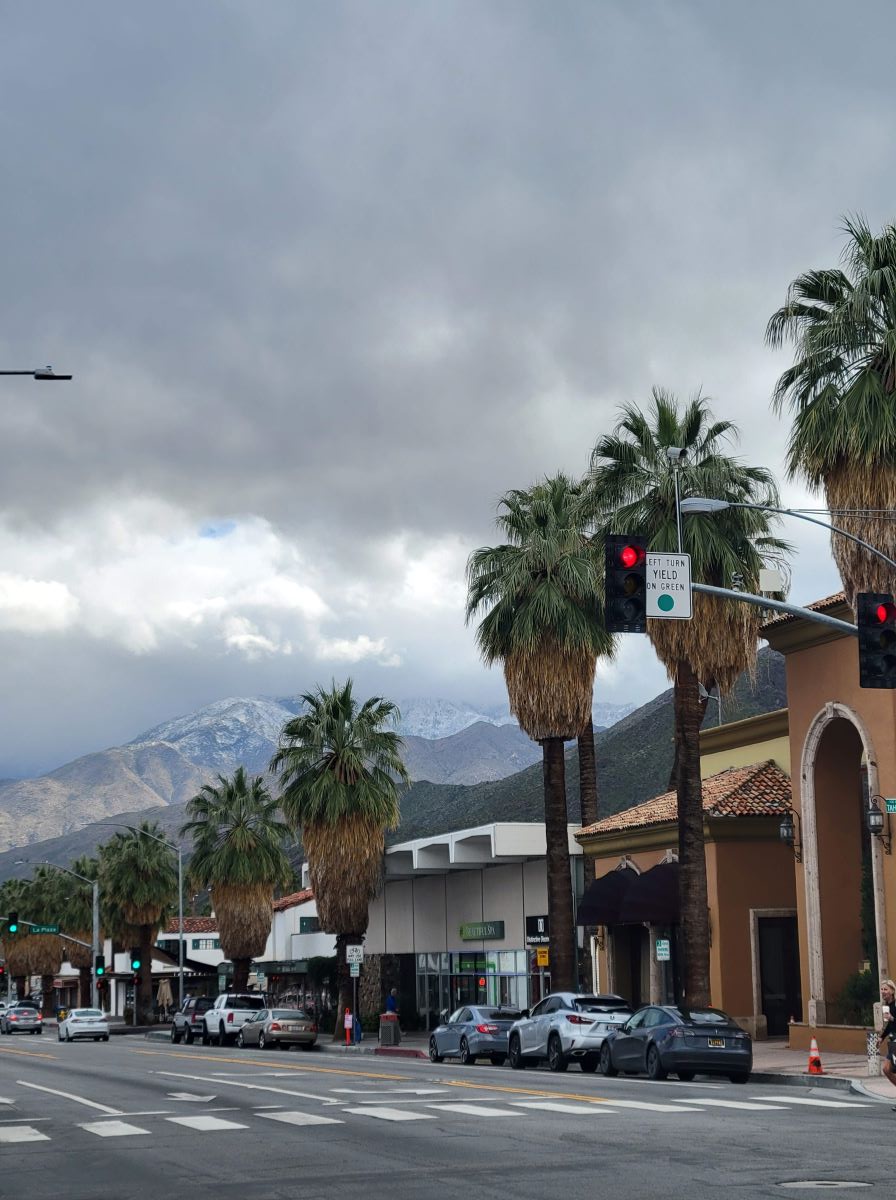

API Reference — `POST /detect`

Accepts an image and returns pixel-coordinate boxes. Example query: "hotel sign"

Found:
[459,921,505,941]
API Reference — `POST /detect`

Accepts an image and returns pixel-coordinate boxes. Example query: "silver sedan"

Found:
[508,992,632,1072]
[237,1008,318,1051]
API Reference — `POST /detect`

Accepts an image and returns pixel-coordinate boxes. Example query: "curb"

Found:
[747,1071,856,1093]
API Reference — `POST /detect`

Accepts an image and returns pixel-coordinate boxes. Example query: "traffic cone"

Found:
[807,1036,824,1075]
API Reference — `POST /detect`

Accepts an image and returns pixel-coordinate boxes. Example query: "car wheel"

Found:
[259,1031,267,1050]
[237,1031,245,1048]
[646,1044,667,1081]
[490,1054,506,1066]
[171,1025,181,1044]
[547,1034,568,1073]
[36,1029,42,1035]
[599,1042,618,1077]
[508,1035,526,1070]
[218,1023,227,1046]
[459,1036,475,1065]
[57,1031,63,1042]
[729,1071,749,1084]
[102,1035,109,1042]
[66,1030,73,1043]
[677,1070,695,1082]
[185,1026,194,1044]
[201,1029,211,1046]
[429,1037,444,1064]
[580,1053,599,1074]
[300,1041,315,1051]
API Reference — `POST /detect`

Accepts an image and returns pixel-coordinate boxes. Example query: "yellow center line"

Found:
[0,1045,58,1061]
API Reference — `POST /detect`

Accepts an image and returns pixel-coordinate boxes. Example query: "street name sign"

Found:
[346,944,364,965]
[887,798,896,814]
[31,924,59,934]
[647,553,692,619]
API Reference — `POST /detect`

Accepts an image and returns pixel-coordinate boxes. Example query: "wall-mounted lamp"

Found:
[779,806,802,862]
[866,795,892,855]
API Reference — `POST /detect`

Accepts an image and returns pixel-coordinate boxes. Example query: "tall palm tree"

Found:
[270,680,408,1039]
[0,878,32,1002]
[181,766,292,993]
[60,857,99,1007]
[20,869,66,1017]
[586,390,788,1006]
[98,822,177,1023]
[767,214,896,605]
[466,473,614,992]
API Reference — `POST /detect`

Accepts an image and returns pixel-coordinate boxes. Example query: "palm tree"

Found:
[60,857,99,1007]
[181,766,292,993]
[767,214,896,605]
[466,473,614,992]
[0,878,32,1002]
[19,869,66,1017]
[270,680,408,1039]
[586,390,788,1006]
[98,822,177,1023]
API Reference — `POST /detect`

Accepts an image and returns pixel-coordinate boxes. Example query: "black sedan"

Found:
[599,1004,752,1083]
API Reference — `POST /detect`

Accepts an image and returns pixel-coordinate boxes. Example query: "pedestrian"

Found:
[878,979,896,1107]
[385,988,398,1014]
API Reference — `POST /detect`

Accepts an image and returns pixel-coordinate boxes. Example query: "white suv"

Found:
[508,992,632,1072]
[202,993,267,1046]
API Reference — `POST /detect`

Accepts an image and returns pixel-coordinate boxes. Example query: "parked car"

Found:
[429,1005,523,1065]
[599,1004,753,1083]
[508,992,632,1072]
[0,1004,42,1035]
[171,996,214,1044]
[237,1007,318,1051]
[58,1008,110,1043]
[202,993,267,1046]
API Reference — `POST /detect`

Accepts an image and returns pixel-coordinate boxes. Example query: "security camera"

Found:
[665,446,687,464]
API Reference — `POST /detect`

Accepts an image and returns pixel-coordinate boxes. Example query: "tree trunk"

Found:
[40,974,55,1018]
[577,719,598,989]
[543,737,575,992]
[13,975,25,1003]
[232,957,250,993]
[674,660,711,1007]
[78,966,91,1007]
[136,926,154,1023]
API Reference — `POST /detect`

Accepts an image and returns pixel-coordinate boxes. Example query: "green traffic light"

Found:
[7,912,18,934]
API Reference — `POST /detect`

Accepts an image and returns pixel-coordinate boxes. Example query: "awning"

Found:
[618,862,679,924]
[576,866,638,925]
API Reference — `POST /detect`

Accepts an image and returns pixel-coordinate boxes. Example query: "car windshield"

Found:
[272,1010,309,1020]
[574,996,629,1013]
[479,1008,522,1021]
[670,1007,736,1026]
[226,996,266,1010]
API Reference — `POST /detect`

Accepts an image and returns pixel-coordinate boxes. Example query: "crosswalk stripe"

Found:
[512,1101,614,1114]
[80,1120,151,1138]
[0,1126,49,1143]
[428,1104,524,1117]
[667,1099,787,1111]
[595,1099,704,1113]
[343,1106,436,1122]
[259,1111,343,1127]
[748,1095,870,1108]
[166,1115,248,1131]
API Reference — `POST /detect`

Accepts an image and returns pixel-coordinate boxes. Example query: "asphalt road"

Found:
[0,1032,890,1200]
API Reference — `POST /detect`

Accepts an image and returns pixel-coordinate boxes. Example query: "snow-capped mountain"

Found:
[392,697,636,739]
[129,696,294,776]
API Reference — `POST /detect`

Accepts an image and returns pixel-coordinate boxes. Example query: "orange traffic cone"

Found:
[807,1036,824,1075]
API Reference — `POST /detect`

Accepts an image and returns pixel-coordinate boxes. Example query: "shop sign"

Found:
[459,921,505,941]
[525,915,550,946]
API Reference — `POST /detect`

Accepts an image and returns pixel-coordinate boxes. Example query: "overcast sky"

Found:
[0,1,889,777]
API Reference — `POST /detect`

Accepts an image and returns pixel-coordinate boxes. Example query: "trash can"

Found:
[379,1012,401,1046]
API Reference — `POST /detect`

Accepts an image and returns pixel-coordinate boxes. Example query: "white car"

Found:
[58,1008,110,1042]
[508,992,633,1072]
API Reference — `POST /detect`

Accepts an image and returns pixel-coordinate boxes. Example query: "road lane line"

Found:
[748,1095,871,1108]
[0,1126,49,1143]
[593,1099,703,1112]
[166,1115,248,1131]
[131,1047,408,1081]
[16,1080,122,1114]
[0,1045,57,1060]
[343,1106,436,1122]
[80,1120,151,1138]
[259,1111,343,1126]
[155,1070,339,1105]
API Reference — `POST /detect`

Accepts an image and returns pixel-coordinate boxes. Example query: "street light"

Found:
[679,497,896,573]
[14,859,100,1008]
[665,446,687,553]
[0,366,72,380]
[698,683,722,727]
[96,824,184,1007]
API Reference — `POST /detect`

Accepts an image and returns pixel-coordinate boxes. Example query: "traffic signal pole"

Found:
[691,582,857,636]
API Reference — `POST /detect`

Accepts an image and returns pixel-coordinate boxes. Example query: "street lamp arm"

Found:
[692,581,857,635]
[0,367,72,380]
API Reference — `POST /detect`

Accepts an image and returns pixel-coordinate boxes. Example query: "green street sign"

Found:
[886,798,896,814]
[459,921,505,941]
[31,924,59,934]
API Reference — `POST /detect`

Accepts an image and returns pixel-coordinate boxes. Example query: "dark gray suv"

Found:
[170,996,214,1044]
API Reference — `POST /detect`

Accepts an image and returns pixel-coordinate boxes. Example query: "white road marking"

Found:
[156,1070,332,1105]
[594,1099,704,1113]
[166,1092,216,1101]
[16,1080,121,1114]
[332,1087,448,1095]
[80,1120,151,1138]
[0,1126,49,1143]
[428,1103,524,1117]
[667,1098,787,1111]
[166,1115,248,1132]
[748,1095,871,1108]
[343,1106,436,1122]
[260,1111,343,1126]
[0,1097,12,1105]
[512,1100,616,1114]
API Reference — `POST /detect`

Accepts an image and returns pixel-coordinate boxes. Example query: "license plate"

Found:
[708,1037,725,1047]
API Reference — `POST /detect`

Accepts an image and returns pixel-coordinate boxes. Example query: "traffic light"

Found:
[7,912,17,934]
[94,954,105,978]
[0,964,6,979]
[857,592,896,688]
[129,948,141,971]
[604,534,648,633]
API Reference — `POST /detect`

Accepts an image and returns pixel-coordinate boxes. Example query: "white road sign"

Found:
[346,944,364,965]
[647,552,692,619]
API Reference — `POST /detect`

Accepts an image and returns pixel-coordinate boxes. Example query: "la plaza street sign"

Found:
[647,552,692,620]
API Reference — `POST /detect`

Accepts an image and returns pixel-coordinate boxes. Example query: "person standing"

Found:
[385,988,398,1014]
[878,979,896,1107]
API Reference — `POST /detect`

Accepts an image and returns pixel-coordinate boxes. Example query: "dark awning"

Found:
[618,862,679,925]
[576,866,638,925]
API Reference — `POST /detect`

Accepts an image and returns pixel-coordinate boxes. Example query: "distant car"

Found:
[429,1005,523,1065]
[1,1004,42,1035]
[58,1008,110,1043]
[508,992,632,1072]
[599,1004,753,1083]
[171,996,214,1044]
[237,1008,318,1051]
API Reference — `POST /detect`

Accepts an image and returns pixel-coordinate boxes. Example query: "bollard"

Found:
[344,1007,353,1047]
[867,1029,883,1076]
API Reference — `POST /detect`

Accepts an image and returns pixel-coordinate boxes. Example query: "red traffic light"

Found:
[875,601,896,624]
[618,544,646,568]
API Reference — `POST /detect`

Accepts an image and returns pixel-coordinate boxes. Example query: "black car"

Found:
[599,1004,752,1083]
[170,996,214,1044]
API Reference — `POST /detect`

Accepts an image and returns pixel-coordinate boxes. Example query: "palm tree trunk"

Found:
[137,926,154,1023]
[577,719,598,988]
[40,974,54,1019]
[78,966,91,1007]
[331,933,355,1042]
[232,958,250,993]
[674,660,711,1007]
[543,737,575,992]
[13,975,26,1003]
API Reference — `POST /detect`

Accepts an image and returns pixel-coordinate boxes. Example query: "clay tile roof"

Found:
[578,760,792,836]
[163,916,218,934]
[761,591,847,629]
[272,888,314,912]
